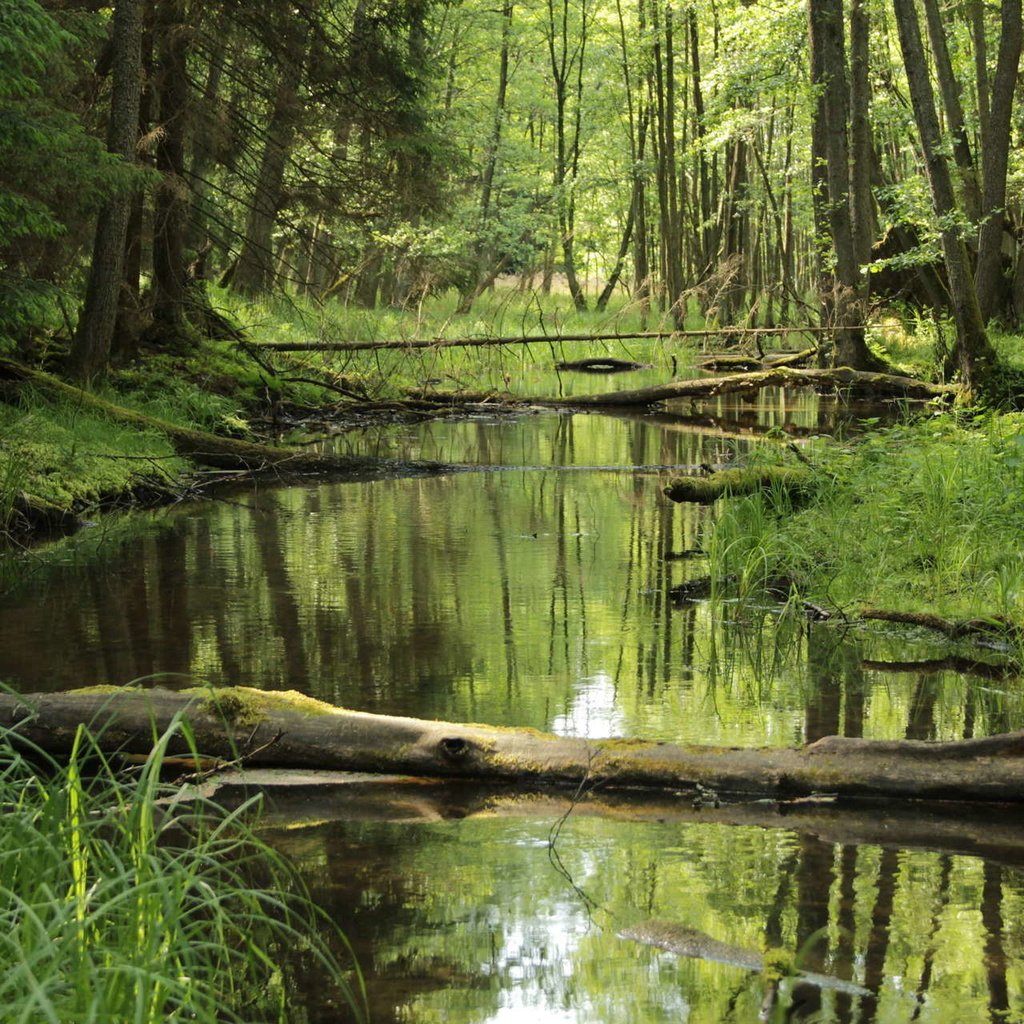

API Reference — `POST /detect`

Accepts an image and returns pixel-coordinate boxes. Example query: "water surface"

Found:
[2,391,1021,1022]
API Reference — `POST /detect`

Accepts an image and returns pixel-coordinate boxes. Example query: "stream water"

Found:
[2,386,1023,1022]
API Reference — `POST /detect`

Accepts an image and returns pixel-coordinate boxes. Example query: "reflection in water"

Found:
[2,395,1023,1022]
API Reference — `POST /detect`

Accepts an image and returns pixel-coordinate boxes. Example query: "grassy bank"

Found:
[0,711,362,1023]
[702,412,1024,641]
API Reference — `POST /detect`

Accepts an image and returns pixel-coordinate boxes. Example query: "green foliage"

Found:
[0,712,363,1023]
[0,0,142,349]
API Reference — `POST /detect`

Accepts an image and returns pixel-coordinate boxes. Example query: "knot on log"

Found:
[440,736,472,761]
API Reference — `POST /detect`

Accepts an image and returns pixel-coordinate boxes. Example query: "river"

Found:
[1,386,1022,1022]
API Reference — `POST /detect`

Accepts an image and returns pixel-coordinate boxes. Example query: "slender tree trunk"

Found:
[971,0,991,137]
[892,0,998,394]
[457,0,513,315]
[661,4,684,325]
[150,0,193,343]
[807,0,879,368]
[922,0,982,222]
[186,9,229,254]
[70,0,143,381]
[232,34,306,296]
[595,188,636,311]
[689,9,711,276]
[974,0,1022,321]
[848,0,875,268]
[545,0,588,311]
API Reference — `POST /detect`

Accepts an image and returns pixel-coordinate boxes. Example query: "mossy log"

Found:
[664,465,814,504]
[0,357,450,478]
[7,492,85,534]
[546,366,954,406]
[4,686,1024,803]
[860,607,1023,641]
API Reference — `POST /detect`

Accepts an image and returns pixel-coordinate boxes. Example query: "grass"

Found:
[0,709,364,1023]
[700,412,1024,639]
[215,286,795,402]
[0,387,187,512]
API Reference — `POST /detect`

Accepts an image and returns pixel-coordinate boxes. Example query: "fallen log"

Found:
[535,366,954,406]
[859,607,1023,642]
[248,326,836,354]
[412,366,954,410]
[664,465,814,504]
[0,357,451,478]
[4,686,1024,803]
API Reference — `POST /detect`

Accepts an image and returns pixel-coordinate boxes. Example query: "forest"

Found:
[4,0,1024,1022]
[0,0,1021,391]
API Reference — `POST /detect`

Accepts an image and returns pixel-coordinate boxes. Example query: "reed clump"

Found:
[0,712,364,1023]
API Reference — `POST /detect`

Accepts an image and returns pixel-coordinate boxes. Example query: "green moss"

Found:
[188,686,337,723]
[0,396,185,511]
[762,946,795,983]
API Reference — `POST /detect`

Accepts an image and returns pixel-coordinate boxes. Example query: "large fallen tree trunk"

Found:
[0,357,450,477]
[410,367,954,410]
[4,686,1023,803]
[530,366,955,406]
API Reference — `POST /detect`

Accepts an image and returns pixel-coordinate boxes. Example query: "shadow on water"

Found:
[1,391,1023,1022]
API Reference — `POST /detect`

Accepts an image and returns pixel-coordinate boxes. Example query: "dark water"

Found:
[2,389,1023,1022]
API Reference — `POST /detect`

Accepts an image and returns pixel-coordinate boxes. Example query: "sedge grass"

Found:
[0,710,364,1024]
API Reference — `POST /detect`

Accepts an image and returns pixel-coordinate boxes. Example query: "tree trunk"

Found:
[892,0,999,395]
[848,0,876,268]
[6,686,1024,804]
[545,0,588,311]
[69,0,143,382]
[974,0,1022,321]
[457,0,513,315]
[921,0,982,223]
[231,33,306,296]
[150,0,193,344]
[807,0,878,369]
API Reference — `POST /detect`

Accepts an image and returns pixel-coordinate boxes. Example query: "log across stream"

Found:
[4,686,1023,804]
